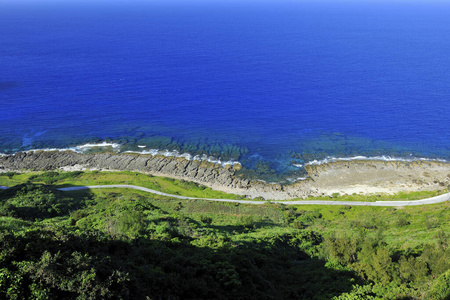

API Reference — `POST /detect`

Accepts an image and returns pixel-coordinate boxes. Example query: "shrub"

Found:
[331,192,340,198]
[0,184,79,220]
[28,171,83,184]
[427,270,450,300]
[0,171,17,179]
[238,216,255,229]
[200,215,213,225]
[396,213,411,227]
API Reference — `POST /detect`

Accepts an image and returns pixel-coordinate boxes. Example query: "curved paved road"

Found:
[58,184,450,207]
[2,184,449,206]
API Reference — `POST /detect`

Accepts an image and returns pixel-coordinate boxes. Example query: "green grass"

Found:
[294,189,449,202]
[81,188,284,229]
[2,170,449,204]
[1,179,449,299]
[7,180,445,252]
[0,170,241,200]
[292,201,450,251]
[79,187,450,251]
[0,172,34,186]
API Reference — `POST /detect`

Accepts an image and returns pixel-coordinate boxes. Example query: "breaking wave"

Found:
[295,155,447,167]
[18,142,241,169]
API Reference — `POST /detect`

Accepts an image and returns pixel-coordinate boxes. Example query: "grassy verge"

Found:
[0,170,241,200]
[1,170,448,203]
[295,189,449,202]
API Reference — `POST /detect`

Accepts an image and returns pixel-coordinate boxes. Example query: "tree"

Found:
[398,256,428,283]
[427,269,450,300]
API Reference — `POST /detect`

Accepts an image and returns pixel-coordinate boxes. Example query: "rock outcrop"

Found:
[1,151,449,200]
[0,150,248,189]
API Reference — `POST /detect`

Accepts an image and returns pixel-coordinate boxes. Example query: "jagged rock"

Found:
[1,151,450,200]
[0,151,248,190]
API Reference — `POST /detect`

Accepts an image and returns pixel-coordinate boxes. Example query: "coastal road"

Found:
[2,184,449,206]
[58,184,450,207]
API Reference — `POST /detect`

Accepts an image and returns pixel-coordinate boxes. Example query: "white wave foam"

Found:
[16,143,241,169]
[25,148,73,153]
[302,155,447,166]
[22,142,122,154]
[70,142,121,152]
[124,149,241,168]
[286,176,308,183]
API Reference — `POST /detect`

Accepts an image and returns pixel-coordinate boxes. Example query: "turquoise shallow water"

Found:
[1,0,450,177]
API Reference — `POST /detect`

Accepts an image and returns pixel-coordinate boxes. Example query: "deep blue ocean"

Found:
[1,0,450,178]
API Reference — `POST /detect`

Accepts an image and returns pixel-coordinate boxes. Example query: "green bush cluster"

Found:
[0,172,17,179]
[322,230,450,299]
[28,171,83,184]
[0,177,448,299]
[0,184,81,221]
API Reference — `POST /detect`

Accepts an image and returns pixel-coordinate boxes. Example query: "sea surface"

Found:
[1,0,450,179]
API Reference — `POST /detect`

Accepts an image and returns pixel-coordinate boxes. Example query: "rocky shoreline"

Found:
[1,150,449,200]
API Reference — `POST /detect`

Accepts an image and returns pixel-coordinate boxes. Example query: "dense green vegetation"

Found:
[1,170,447,202]
[305,189,449,202]
[0,171,241,199]
[0,171,449,299]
